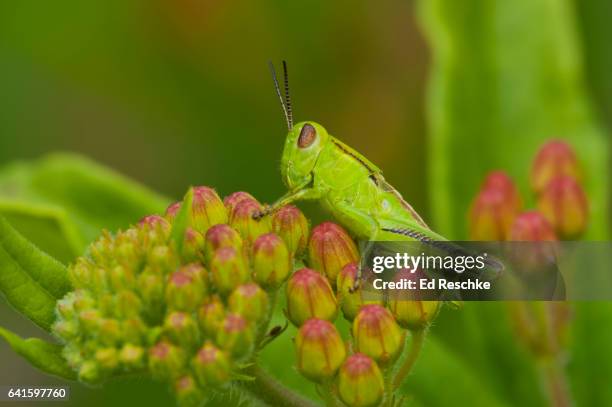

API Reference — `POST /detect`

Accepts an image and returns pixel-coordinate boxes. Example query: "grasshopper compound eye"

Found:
[298,123,317,148]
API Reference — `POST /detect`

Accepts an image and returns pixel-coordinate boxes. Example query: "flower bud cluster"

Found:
[53,188,308,406]
[290,221,439,407]
[469,139,588,241]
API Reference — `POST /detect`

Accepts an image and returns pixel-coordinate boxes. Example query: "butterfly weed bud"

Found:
[166,265,207,312]
[252,233,291,289]
[308,222,359,284]
[481,171,522,209]
[271,205,309,256]
[98,319,122,346]
[216,314,254,359]
[229,199,271,247]
[228,283,269,323]
[165,201,182,222]
[286,268,338,326]
[224,191,257,212]
[531,139,581,195]
[337,353,385,407]
[510,211,557,241]
[353,305,404,365]
[204,224,244,262]
[95,348,119,372]
[469,181,521,240]
[182,228,205,262]
[193,342,231,386]
[295,318,346,382]
[336,263,381,321]
[138,215,171,231]
[139,272,165,316]
[191,186,228,232]
[390,300,440,331]
[389,269,440,330]
[116,290,142,319]
[198,295,226,337]
[174,375,205,407]
[164,312,200,349]
[537,175,588,239]
[210,247,250,296]
[149,341,187,381]
[119,344,145,369]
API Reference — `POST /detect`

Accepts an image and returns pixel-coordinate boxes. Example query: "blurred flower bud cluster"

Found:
[469,139,588,241]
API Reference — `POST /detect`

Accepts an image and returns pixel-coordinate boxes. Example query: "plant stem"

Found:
[539,357,572,407]
[392,328,426,390]
[242,365,320,407]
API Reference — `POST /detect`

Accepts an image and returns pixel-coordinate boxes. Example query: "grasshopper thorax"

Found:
[281,121,330,190]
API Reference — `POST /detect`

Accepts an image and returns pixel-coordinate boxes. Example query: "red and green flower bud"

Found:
[286,268,338,326]
[353,305,404,364]
[469,178,521,240]
[229,199,271,246]
[198,295,226,337]
[78,360,101,384]
[148,245,177,271]
[164,312,200,349]
[109,265,136,292]
[224,191,257,212]
[165,201,182,221]
[390,300,439,331]
[53,320,78,340]
[216,314,254,359]
[508,211,558,273]
[271,205,309,256]
[337,263,382,321]
[78,309,103,332]
[119,344,145,369]
[149,341,187,380]
[308,222,359,284]
[210,247,250,296]
[228,283,269,322]
[193,342,231,386]
[122,318,147,344]
[166,265,207,312]
[98,319,122,346]
[191,186,228,233]
[537,175,588,239]
[138,272,165,315]
[388,269,440,330]
[204,224,244,262]
[338,353,385,407]
[138,215,171,231]
[116,290,142,319]
[531,139,581,195]
[95,348,119,371]
[295,318,346,382]
[481,171,522,209]
[252,233,291,288]
[174,375,205,407]
[510,211,557,241]
[182,228,205,262]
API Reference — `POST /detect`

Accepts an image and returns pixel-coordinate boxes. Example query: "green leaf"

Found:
[0,153,171,261]
[0,326,75,380]
[0,216,68,331]
[170,187,193,255]
[0,199,85,264]
[419,0,609,240]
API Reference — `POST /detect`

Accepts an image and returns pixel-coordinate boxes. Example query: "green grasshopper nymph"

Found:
[256,62,502,287]
[256,61,447,244]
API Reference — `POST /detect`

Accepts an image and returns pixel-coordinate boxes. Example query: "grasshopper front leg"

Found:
[253,185,321,219]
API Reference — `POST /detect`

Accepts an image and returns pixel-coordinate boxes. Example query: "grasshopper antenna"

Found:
[268,61,292,131]
[282,60,293,130]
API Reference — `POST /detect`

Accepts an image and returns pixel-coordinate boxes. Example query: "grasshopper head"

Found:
[281,121,330,190]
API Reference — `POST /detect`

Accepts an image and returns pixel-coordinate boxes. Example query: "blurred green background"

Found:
[1,0,611,406]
